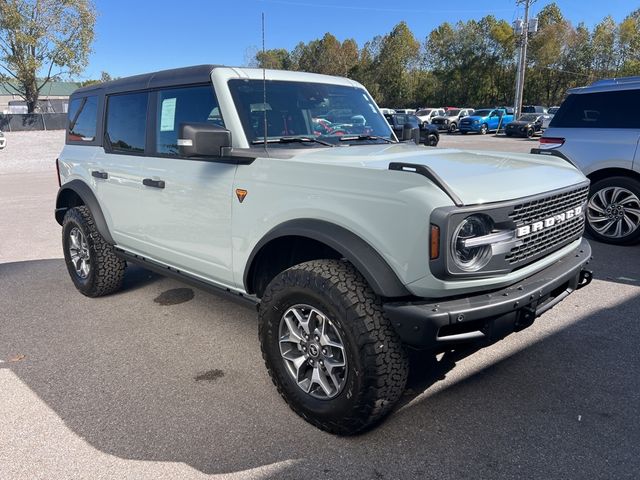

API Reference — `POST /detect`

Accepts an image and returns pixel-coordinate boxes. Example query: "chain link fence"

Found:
[0,114,67,132]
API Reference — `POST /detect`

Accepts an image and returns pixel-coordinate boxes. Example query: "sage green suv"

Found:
[56,65,593,434]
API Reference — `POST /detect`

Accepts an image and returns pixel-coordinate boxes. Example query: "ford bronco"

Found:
[56,65,593,435]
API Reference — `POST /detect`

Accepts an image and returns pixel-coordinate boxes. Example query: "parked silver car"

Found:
[533,76,640,245]
[431,108,474,133]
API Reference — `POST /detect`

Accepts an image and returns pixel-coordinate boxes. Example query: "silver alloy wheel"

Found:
[587,186,640,239]
[278,304,347,400]
[68,226,91,279]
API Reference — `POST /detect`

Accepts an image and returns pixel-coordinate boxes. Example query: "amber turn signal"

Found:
[430,224,440,260]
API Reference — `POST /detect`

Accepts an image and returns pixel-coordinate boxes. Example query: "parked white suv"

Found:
[56,65,593,434]
[533,76,640,245]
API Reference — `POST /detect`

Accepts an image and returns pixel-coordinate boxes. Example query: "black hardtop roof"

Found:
[72,64,221,97]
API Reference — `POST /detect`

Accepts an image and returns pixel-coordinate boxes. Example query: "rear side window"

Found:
[155,85,223,156]
[551,90,640,129]
[105,92,148,153]
[68,96,97,142]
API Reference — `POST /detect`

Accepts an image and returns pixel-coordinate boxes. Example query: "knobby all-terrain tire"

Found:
[62,206,126,297]
[259,259,409,435]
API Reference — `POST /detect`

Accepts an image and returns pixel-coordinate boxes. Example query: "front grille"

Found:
[433,119,444,125]
[505,185,589,265]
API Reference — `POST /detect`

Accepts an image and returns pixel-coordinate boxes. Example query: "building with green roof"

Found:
[0,80,81,113]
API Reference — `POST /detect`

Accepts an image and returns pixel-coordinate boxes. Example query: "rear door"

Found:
[93,91,149,252]
[136,84,237,286]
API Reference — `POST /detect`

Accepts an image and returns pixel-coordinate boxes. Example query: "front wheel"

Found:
[259,260,409,435]
[586,176,640,245]
[426,134,439,146]
[448,122,457,133]
[480,123,488,135]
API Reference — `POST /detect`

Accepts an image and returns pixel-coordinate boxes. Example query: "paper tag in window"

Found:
[160,98,176,132]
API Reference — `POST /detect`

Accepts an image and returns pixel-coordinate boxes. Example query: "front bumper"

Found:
[383,238,592,349]
[459,123,480,132]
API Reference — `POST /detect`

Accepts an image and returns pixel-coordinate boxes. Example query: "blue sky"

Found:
[82,0,635,80]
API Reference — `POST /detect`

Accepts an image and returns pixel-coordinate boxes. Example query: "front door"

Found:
[137,84,237,286]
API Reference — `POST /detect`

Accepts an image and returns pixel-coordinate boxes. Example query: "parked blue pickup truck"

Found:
[459,108,514,134]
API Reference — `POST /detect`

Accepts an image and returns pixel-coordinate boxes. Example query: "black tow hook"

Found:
[577,269,593,289]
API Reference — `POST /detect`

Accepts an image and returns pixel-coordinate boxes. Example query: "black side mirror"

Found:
[178,123,231,158]
[402,123,420,144]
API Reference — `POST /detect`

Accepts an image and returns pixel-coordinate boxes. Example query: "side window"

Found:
[105,92,148,153]
[68,95,98,142]
[552,90,639,129]
[155,85,223,156]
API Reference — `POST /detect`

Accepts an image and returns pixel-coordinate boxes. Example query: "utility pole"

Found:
[513,0,537,118]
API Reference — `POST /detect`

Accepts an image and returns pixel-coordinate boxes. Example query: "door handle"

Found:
[142,178,165,189]
[91,170,108,179]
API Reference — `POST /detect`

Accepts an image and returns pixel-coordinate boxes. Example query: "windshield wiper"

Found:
[339,135,395,144]
[251,136,334,147]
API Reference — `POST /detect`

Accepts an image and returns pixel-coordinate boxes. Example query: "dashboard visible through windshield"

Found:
[228,79,394,146]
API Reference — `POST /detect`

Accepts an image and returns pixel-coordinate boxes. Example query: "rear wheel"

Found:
[259,259,409,435]
[62,206,126,296]
[586,176,640,245]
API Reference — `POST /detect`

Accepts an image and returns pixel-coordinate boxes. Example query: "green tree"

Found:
[374,22,420,107]
[0,0,96,112]
[255,48,293,70]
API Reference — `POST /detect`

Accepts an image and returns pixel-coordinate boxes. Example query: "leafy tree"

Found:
[374,22,420,107]
[0,0,96,112]
[255,48,293,70]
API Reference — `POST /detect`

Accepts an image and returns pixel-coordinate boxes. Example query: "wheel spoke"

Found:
[623,214,637,233]
[291,308,310,335]
[613,219,623,237]
[594,189,609,209]
[587,202,606,215]
[282,313,303,343]
[593,218,616,234]
[69,231,80,249]
[311,366,333,397]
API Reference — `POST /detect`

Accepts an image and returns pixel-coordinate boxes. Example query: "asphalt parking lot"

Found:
[1,130,639,479]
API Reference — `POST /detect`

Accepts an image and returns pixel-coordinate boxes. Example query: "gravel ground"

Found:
[0,130,65,175]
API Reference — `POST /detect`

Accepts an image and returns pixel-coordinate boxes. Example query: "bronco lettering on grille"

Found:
[516,206,583,238]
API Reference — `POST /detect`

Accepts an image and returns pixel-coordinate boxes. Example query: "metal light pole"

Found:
[513,0,537,118]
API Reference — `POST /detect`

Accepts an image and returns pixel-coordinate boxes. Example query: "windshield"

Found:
[415,109,433,116]
[228,79,394,145]
[518,114,539,122]
[548,107,560,114]
[445,109,460,116]
[473,109,492,117]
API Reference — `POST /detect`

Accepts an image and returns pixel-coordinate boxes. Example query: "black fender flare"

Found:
[55,179,115,245]
[243,219,410,298]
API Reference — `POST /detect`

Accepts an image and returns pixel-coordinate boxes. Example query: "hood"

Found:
[507,121,534,127]
[281,143,586,205]
[463,114,487,122]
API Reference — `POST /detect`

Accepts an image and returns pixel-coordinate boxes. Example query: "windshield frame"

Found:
[227,79,395,148]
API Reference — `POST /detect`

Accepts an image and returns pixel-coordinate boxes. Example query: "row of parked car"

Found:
[382,105,559,137]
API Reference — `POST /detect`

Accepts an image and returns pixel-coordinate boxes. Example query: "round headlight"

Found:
[451,214,493,272]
